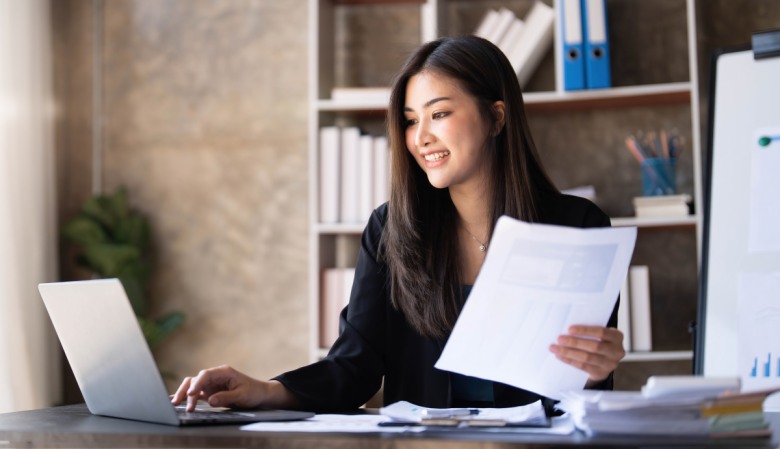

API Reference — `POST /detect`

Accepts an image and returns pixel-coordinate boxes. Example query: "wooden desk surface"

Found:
[0,404,775,449]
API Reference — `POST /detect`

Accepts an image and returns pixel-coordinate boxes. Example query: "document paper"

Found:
[435,216,636,400]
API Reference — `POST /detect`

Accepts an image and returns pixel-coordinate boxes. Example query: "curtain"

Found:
[0,0,61,412]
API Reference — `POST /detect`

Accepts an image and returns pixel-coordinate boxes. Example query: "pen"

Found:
[420,408,479,418]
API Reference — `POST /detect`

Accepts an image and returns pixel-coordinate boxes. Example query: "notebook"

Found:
[38,278,314,426]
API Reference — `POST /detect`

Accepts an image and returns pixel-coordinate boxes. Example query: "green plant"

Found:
[61,187,184,348]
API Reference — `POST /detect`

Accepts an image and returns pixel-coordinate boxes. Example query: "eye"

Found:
[404,117,418,128]
[432,111,450,120]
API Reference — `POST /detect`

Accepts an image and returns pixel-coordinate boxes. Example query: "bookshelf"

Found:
[308,0,705,388]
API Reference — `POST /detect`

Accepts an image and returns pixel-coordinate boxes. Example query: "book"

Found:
[618,274,632,352]
[373,136,390,208]
[474,9,500,39]
[628,265,652,352]
[358,135,374,222]
[484,8,516,45]
[319,269,341,348]
[633,194,691,218]
[339,127,361,223]
[508,0,555,88]
[318,126,340,223]
[319,268,355,348]
[561,184,596,202]
[496,17,525,57]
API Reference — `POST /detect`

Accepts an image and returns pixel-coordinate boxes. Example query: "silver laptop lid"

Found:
[39,279,179,426]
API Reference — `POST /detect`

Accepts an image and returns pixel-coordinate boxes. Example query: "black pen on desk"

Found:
[420,408,479,418]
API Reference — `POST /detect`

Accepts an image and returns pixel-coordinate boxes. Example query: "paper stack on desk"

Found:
[557,376,778,438]
[379,400,549,428]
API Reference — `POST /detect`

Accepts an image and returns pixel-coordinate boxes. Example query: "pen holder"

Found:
[641,158,677,196]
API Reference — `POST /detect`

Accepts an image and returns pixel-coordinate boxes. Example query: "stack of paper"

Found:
[379,400,550,428]
[558,376,777,438]
[633,194,691,218]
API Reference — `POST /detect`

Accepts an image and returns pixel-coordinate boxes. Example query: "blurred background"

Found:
[1,0,310,412]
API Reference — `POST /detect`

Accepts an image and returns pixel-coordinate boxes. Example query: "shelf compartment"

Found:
[612,215,698,229]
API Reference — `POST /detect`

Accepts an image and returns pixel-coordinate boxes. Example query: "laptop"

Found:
[38,278,314,426]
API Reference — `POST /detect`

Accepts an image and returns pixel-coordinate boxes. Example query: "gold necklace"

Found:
[462,225,488,253]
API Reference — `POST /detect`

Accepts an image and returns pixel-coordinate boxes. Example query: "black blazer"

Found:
[275,191,617,413]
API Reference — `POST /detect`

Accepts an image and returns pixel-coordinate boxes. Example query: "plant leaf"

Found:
[115,214,150,248]
[154,312,185,345]
[82,244,140,278]
[61,217,107,246]
[108,187,129,219]
[81,195,118,231]
[137,316,162,348]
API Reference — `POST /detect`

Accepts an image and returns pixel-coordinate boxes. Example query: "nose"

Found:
[414,119,433,148]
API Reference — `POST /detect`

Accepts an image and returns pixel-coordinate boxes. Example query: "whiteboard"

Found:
[696,47,780,392]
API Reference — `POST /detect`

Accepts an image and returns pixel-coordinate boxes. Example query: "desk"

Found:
[0,404,776,448]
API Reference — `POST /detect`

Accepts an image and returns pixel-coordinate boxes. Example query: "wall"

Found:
[52,0,310,399]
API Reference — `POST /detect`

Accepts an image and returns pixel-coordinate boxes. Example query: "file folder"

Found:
[581,0,612,88]
[560,0,585,90]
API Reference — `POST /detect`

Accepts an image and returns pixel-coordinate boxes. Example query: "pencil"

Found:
[660,129,670,159]
[625,136,645,163]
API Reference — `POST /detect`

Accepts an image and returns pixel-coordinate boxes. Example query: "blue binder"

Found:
[581,0,612,89]
[560,0,585,90]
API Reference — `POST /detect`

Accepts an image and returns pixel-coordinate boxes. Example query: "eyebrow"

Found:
[403,96,452,112]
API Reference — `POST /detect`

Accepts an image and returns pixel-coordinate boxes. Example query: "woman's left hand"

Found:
[549,325,625,386]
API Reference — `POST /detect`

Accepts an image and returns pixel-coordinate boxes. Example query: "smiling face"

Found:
[403,71,503,193]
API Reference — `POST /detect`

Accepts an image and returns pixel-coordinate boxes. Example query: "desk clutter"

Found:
[558,376,779,438]
[378,400,550,428]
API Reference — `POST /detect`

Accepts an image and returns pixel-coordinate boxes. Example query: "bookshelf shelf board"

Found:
[612,215,698,229]
[623,350,693,362]
[334,0,424,5]
[317,98,389,112]
[524,83,692,112]
[317,223,366,234]
[318,216,698,234]
[318,82,691,113]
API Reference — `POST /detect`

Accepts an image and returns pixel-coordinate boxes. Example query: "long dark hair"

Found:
[381,35,557,338]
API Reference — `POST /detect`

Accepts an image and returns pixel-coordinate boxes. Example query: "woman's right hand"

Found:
[170,365,297,412]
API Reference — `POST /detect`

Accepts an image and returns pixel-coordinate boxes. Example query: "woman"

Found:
[172,35,625,413]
